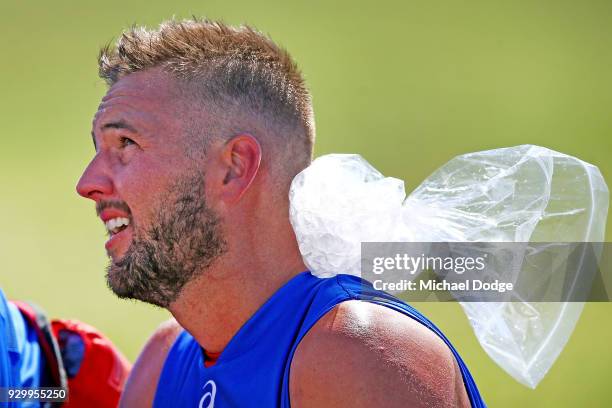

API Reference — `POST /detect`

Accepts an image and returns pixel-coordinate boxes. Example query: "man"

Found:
[77,19,485,407]
[0,289,44,408]
[0,288,130,407]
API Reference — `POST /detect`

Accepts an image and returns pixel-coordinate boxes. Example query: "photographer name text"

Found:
[372,279,514,293]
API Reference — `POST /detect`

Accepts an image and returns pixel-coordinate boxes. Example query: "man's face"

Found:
[77,70,226,307]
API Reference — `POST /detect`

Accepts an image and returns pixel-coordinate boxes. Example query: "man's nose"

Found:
[76,155,114,201]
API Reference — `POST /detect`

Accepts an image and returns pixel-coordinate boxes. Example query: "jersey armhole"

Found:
[153,329,189,407]
[282,277,359,408]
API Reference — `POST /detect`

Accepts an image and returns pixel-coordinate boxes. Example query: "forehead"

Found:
[93,69,182,131]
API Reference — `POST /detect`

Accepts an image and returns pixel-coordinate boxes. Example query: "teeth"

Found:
[104,217,130,234]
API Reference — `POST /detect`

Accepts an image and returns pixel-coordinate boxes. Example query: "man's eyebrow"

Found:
[101,120,138,133]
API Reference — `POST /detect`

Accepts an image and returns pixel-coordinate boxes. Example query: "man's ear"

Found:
[216,134,262,203]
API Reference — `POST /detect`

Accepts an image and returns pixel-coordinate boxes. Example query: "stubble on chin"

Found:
[105,171,227,308]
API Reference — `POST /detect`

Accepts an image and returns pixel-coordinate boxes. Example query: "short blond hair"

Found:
[99,18,314,168]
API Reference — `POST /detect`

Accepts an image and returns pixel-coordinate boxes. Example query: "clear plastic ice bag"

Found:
[289,145,609,388]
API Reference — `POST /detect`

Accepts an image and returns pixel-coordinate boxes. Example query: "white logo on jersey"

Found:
[198,380,217,408]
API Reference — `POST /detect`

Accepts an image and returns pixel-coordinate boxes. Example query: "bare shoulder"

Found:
[289,300,470,408]
[119,318,183,408]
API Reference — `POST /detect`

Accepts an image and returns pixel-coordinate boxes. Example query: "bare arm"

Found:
[119,318,183,408]
[289,300,470,408]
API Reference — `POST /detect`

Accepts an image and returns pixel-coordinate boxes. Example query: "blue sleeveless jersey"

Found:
[154,272,486,407]
[0,288,45,408]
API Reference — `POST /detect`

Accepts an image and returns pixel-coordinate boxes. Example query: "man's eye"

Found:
[119,136,136,148]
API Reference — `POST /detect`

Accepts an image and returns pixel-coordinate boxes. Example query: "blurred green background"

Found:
[1,0,611,406]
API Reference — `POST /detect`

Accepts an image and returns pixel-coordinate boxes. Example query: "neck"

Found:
[168,230,306,354]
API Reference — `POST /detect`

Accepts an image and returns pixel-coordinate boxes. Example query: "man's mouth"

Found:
[104,218,133,255]
[99,207,133,255]
[105,217,130,235]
